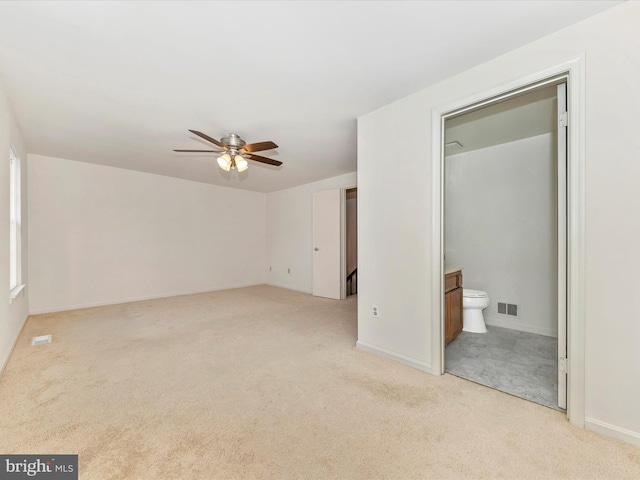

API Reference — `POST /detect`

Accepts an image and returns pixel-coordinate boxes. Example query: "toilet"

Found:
[462,289,490,333]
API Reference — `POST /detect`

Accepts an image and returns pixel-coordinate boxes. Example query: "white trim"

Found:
[430,56,586,427]
[340,188,347,300]
[585,418,640,448]
[484,319,557,338]
[28,282,269,315]
[557,81,568,411]
[356,340,431,372]
[9,147,22,292]
[430,107,445,376]
[9,283,26,303]
[565,56,586,427]
[265,281,312,295]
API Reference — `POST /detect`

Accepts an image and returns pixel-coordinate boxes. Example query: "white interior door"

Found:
[313,189,341,299]
[557,82,568,410]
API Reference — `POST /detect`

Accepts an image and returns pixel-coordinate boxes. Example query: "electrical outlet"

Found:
[288,268,290,274]
[371,304,380,318]
[269,266,272,271]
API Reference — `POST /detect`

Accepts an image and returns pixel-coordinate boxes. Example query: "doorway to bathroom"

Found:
[441,79,568,410]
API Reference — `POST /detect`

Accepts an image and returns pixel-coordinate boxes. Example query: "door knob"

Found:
[314,247,319,251]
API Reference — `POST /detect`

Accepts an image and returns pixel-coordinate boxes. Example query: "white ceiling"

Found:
[0,1,621,192]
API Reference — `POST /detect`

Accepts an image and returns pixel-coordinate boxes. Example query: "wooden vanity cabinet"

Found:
[445,270,463,345]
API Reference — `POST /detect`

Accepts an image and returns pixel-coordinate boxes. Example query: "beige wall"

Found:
[358,2,640,444]
[28,154,267,313]
[27,155,358,312]
[0,84,29,372]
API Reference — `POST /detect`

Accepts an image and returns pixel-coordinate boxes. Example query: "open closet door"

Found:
[557,82,568,410]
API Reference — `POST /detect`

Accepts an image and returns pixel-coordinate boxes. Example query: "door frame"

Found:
[429,56,586,427]
[557,82,568,410]
[340,185,358,300]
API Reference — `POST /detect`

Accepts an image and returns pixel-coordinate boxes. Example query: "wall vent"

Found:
[498,303,518,317]
[31,335,52,346]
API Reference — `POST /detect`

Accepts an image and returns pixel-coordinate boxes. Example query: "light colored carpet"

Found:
[1,285,638,479]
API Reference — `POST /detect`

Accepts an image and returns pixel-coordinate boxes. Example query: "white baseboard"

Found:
[28,282,265,315]
[0,313,29,376]
[485,317,557,337]
[265,281,312,294]
[585,417,640,448]
[356,340,431,373]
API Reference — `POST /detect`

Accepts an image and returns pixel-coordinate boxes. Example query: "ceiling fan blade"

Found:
[246,153,282,166]
[174,149,224,153]
[242,141,278,153]
[188,130,227,149]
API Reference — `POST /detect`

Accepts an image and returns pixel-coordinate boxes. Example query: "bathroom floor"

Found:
[445,325,560,410]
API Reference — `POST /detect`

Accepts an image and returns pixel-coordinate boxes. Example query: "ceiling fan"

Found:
[174,130,282,172]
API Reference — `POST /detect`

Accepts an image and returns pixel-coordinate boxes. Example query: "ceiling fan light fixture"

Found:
[176,130,282,171]
[236,156,248,172]
[217,153,232,171]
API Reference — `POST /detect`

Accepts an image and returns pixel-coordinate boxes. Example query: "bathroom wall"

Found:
[445,133,557,337]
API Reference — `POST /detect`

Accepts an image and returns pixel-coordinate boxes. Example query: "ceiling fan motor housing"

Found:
[222,133,246,149]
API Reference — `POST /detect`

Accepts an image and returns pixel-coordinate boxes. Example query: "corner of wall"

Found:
[0,308,28,375]
[356,340,432,373]
[0,83,30,377]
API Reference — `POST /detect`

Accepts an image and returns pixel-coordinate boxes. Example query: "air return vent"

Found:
[31,335,52,346]
[498,303,518,317]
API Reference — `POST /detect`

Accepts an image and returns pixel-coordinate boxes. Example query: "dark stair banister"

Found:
[346,267,358,296]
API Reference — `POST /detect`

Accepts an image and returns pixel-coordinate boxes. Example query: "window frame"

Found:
[9,147,22,297]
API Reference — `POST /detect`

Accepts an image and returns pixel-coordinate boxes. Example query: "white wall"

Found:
[265,172,356,293]
[0,84,29,372]
[445,134,557,337]
[28,155,266,313]
[358,2,640,444]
